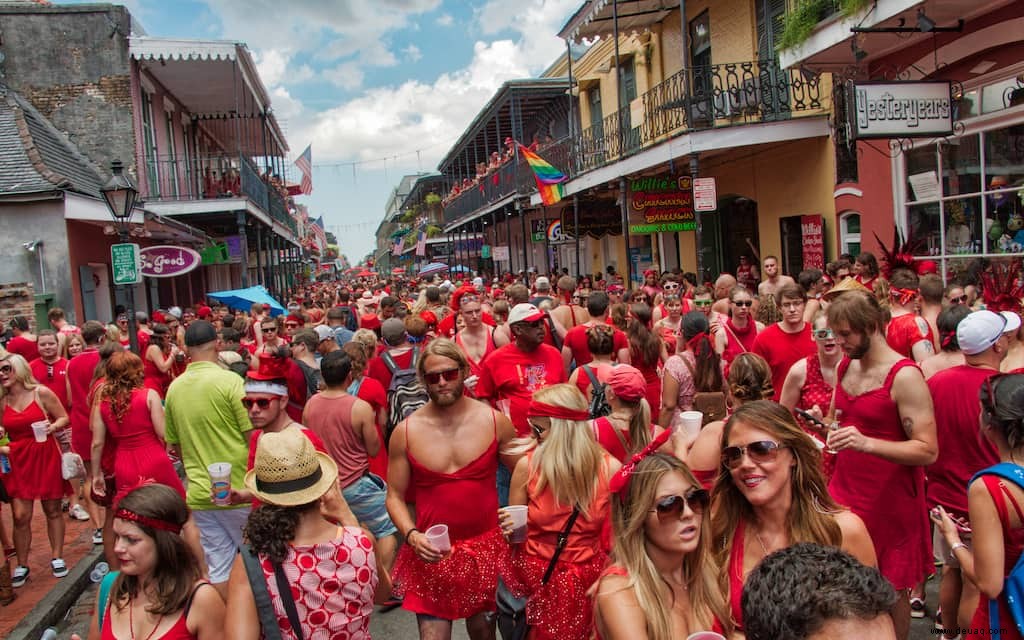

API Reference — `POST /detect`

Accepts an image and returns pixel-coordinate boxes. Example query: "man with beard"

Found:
[752,283,815,401]
[386,339,518,640]
[825,291,937,640]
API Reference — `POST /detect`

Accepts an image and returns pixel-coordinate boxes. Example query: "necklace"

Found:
[754,529,775,557]
[128,597,166,640]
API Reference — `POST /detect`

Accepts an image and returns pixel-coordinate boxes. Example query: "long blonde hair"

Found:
[528,385,606,518]
[710,401,842,570]
[0,353,38,399]
[606,453,731,639]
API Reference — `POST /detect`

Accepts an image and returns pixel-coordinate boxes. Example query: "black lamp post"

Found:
[101,159,140,353]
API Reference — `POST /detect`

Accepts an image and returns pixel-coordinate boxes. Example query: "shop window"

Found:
[141,91,160,198]
[839,212,861,257]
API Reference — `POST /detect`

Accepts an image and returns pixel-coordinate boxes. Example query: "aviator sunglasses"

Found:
[651,488,710,521]
[721,440,787,469]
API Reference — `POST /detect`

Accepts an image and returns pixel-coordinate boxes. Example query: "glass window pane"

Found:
[944,197,982,255]
[941,134,981,196]
[981,79,1024,114]
[985,186,1024,255]
[906,145,938,202]
[844,213,860,234]
[984,125,1024,193]
[955,90,978,119]
[908,202,942,256]
[847,242,861,256]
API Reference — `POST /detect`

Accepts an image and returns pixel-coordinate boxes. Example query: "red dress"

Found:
[796,355,836,479]
[143,348,172,398]
[721,319,758,366]
[631,349,662,416]
[99,389,184,503]
[828,359,932,590]
[391,411,507,619]
[968,474,1024,639]
[350,376,389,480]
[3,394,68,500]
[454,327,497,381]
[500,451,612,640]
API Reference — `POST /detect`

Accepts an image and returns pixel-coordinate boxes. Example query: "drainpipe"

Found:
[620,177,632,287]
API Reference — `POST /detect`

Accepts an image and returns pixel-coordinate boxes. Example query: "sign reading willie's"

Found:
[140,245,201,278]
[628,175,696,234]
[849,81,953,140]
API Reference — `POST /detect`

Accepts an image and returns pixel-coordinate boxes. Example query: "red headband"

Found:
[527,400,590,422]
[686,332,710,354]
[608,428,672,497]
[115,508,183,535]
[890,287,918,306]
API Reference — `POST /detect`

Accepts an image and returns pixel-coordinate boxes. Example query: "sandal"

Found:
[51,558,68,578]
[12,566,29,588]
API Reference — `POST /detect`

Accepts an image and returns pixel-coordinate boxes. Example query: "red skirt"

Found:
[392,527,507,619]
[500,547,606,640]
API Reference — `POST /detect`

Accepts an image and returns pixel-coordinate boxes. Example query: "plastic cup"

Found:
[425,524,451,554]
[31,420,49,443]
[686,633,727,640]
[208,462,232,506]
[502,505,528,544]
[89,561,110,583]
[679,411,703,437]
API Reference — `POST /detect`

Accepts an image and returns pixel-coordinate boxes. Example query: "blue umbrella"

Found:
[418,262,448,276]
[207,285,286,317]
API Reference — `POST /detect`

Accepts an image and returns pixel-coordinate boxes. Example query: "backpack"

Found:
[582,365,611,419]
[382,347,429,444]
[681,355,727,425]
[969,462,1024,638]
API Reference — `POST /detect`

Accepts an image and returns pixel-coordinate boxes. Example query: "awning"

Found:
[559,0,675,43]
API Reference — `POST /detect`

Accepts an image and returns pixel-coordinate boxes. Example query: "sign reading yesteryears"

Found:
[849,81,953,139]
[628,175,696,233]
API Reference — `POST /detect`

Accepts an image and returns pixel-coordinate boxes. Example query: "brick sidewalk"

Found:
[1,499,98,637]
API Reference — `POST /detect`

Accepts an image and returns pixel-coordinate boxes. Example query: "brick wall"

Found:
[0,4,137,178]
[0,282,37,331]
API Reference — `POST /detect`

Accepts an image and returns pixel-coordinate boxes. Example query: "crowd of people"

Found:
[0,250,1023,640]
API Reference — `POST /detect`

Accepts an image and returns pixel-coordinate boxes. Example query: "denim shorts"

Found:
[342,472,398,540]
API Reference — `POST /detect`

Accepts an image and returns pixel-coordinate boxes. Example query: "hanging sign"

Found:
[530,219,547,242]
[801,215,825,270]
[628,175,695,233]
[849,81,953,139]
[111,243,141,285]
[140,246,201,278]
[493,245,510,261]
[693,177,717,212]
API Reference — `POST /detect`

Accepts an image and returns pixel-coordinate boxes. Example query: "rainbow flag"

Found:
[518,144,566,206]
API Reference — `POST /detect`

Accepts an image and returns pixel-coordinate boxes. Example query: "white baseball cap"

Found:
[508,303,546,324]
[958,310,1007,355]
[1001,311,1022,335]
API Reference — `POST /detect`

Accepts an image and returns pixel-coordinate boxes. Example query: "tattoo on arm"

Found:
[902,416,914,437]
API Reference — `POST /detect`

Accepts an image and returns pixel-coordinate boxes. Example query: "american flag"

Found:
[393,235,405,256]
[294,145,313,195]
[415,230,427,256]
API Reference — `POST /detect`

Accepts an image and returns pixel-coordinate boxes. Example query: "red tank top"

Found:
[406,411,499,541]
[722,319,758,364]
[100,582,209,640]
[454,327,496,377]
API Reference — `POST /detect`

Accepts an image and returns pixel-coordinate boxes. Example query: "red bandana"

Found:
[526,400,590,422]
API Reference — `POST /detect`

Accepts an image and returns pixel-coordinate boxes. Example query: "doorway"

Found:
[83,263,112,323]
[710,196,760,279]
[779,215,804,277]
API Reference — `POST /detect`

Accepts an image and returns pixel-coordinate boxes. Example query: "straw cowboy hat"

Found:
[244,427,338,506]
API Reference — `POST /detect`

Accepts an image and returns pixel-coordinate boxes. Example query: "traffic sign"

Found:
[693,177,717,212]
[111,242,142,285]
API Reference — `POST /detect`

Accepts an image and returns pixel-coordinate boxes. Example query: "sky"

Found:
[69,0,583,262]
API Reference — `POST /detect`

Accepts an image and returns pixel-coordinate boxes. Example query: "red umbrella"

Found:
[357,270,375,277]
[392,267,406,274]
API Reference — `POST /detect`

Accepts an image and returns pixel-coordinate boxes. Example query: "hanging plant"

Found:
[426,225,442,238]
[425,193,441,206]
[778,0,872,51]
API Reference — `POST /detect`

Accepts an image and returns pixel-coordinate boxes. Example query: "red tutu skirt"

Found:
[499,547,607,640]
[392,527,507,619]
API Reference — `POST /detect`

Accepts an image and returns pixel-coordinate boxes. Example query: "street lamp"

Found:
[101,159,140,353]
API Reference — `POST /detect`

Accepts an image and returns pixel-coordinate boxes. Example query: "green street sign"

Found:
[629,222,696,233]
[111,243,142,285]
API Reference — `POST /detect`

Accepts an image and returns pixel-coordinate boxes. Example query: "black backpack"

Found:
[381,347,429,444]
[582,365,612,419]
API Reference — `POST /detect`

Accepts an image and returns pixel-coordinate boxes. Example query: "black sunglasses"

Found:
[0,364,12,375]
[261,326,277,333]
[732,300,753,307]
[530,422,545,439]
[950,295,968,304]
[651,488,710,520]
[722,440,787,469]
[241,397,274,409]
[424,368,460,384]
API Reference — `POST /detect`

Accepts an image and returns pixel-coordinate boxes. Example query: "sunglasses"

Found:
[813,328,834,340]
[424,368,461,384]
[722,440,787,469]
[664,283,680,290]
[651,488,710,520]
[950,295,968,304]
[732,300,753,307]
[694,299,712,307]
[530,422,545,439]
[241,397,274,410]
[0,364,12,375]
[261,327,277,333]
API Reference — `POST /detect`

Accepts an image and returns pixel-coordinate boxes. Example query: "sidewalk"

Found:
[1,499,100,639]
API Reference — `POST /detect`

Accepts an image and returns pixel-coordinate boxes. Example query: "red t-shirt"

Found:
[751,322,815,401]
[354,375,389,480]
[562,323,629,367]
[926,365,1000,517]
[886,313,934,359]
[29,357,69,410]
[367,348,416,391]
[67,349,102,458]
[474,343,566,436]
[7,336,39,362]
[360,314,382,331]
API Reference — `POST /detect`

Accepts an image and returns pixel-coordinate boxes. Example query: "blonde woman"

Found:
[593,444,730,639]
[711,401,876,634]
[63,333,85,360]
[500,384,620,640]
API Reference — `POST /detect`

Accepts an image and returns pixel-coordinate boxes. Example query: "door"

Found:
[620,59,641,153]
[79,265,97,323]
[779,215,804,277]
[690,11,714,126]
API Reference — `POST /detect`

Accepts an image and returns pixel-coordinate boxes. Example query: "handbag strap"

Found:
[273,560,305,640]
[541,505,581,585]
[238,545,283,640]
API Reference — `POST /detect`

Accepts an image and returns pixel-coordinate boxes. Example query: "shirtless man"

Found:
[386,339,518,640]
[918,274,945,352]
[550,275,589,331]
[757,255,796,299]
[710,273,738,316]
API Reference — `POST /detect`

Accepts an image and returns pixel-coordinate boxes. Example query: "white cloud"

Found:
[435,13,453,26]
[402,44,422,62]
[323,62,365,90]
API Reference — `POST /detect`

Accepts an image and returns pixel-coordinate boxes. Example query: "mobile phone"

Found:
[794,408,828,429]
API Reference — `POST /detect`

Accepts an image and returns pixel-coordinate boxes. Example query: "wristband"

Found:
[405,527,420,539]
[949,541,967,560]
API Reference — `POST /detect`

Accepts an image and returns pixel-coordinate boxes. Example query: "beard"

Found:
[845,335,871,359]
[428,380,465,407]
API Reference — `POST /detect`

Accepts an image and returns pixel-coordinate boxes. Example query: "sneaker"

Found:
[11,566,29,588]
[92,528,103,545]
[51,558,68,578]
[910,597,926,618]
[69,504,90,521]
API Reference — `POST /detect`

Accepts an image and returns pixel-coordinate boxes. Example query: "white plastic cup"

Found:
[89,561,110,583]
[425,523,451,554]
[208,462,232,506]
[31,420,49,443]
[502,505,528,544]
[686,633,727,640]
[679,411,704,437]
